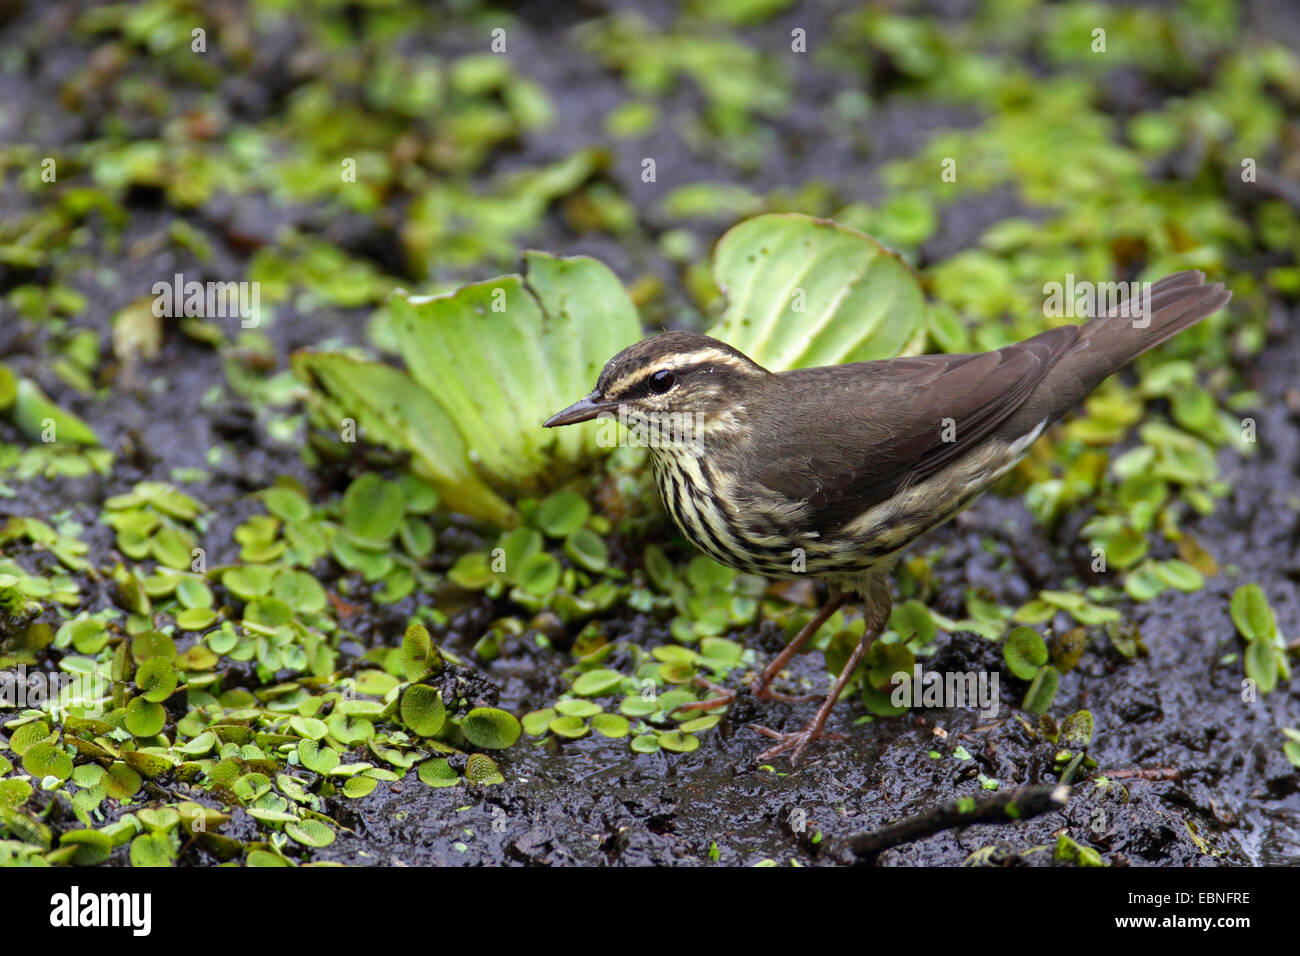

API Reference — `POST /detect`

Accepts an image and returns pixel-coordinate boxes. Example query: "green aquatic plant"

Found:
[1230,584,1287,694]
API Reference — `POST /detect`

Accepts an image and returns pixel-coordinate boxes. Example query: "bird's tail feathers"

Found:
[1077,270,1231,372]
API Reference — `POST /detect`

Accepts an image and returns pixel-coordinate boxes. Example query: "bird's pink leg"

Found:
[751,591,846,701]
[753,579,892,765]
[671,592,846,716]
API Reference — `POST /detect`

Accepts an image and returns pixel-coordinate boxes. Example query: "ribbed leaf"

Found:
[708,213,927,371]
[387,251,640,481]
[296,252,641,526]
[290,350,514,526]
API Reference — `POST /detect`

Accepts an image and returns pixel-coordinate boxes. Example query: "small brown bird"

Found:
[545,271,1230,763]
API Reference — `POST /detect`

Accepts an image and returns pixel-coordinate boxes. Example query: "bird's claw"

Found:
[669,676,735,717]
[752,724,848,764]
[670,691,734,716]
[751,682,818,704]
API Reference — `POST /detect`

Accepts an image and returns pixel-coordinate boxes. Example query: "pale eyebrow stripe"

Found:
[605,348,750,394]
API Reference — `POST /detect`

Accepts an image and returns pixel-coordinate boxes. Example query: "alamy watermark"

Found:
[890,664,1000,718]
[1043,275,1152,328]
[1,665,108,718]
[152,273,260,328]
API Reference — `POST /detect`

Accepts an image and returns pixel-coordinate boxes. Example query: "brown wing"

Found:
[752,325,1079,535]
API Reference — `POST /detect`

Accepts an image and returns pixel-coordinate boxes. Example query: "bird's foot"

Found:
[752,723,848,765]
[670,677,736,715]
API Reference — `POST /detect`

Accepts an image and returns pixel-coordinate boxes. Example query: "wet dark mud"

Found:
[1,0,1298,867]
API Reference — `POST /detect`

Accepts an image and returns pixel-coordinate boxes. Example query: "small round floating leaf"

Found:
[396,473,439,514]
[630,734,661,754]
[342,473,405,544]
[151,526,195,570]
[659,659,695,684]
[175,576,213,609]
[535,490,590,538]
[517,552,561,597]
[522,708,556,736]
[1096,526,1148,570]
[125,698,166,738]
[1245,638,1280,694]
[464,753,505,785]
[285,818,335,848]
[135,657,178,702]
[176,607,216,631]
[658,731,700,753]
[129,832,173,868]
[0,778,34,809]
[400,685,446,737]
[461,707,521,750]
[866,641,914,692]
[497,527,543,579]
[9,720,52,757]
[327,712,373,745]
[417,758,460,788]
[889,599,936,644]
[572,668,623,697]
[678,715,719,734]
[590,713,631,738]
[60,829,113,866]
[343,776,379,799]
[233,772,271,803]
[272,571,327,614]
[400,621,439,681]
[244,596,293,628]
[290,716,328,740]
[548,715,589,738]
[565,528,608,573]
[207,627,238,654]
[137,808,181,833]
[400,518,435,558]
[177,730,217,756]
[1004,627,1049,680]
[22,742,72,782]
[554,698,602,718]
[620,696,658,718]
[698,637,743,668]
[1022,665,1061,714]
[69,618,109,654]
[264,486,311,522]
[104,762,143,801]
[247,848,292,867]
[655,689,697,716]
[131,629,176,662]
[297,739,340,775]
[1230,584,1274,642]
[448,552,494,590]
[222,565,274,600]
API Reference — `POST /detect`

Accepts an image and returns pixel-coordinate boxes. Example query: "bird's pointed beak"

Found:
[543,392,618,427]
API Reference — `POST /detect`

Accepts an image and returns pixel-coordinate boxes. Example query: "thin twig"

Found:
[1098,767,1180,781]
[833,784,1071,864]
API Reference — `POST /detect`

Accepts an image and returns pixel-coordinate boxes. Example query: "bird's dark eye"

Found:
[648,369,676,394]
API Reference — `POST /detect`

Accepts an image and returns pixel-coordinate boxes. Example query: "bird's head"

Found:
[543,332,772,450]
